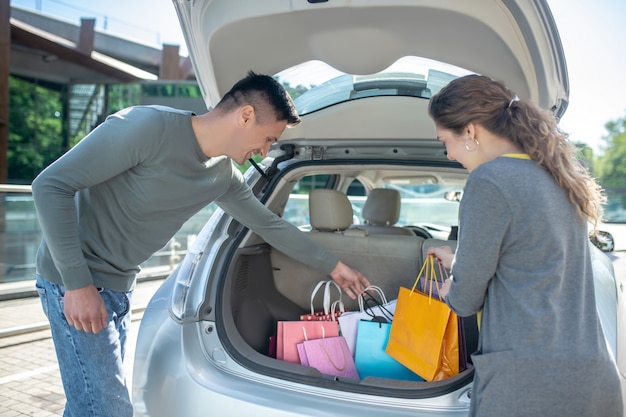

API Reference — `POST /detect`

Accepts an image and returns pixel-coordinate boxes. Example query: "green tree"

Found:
[594,111,626,220]
[108,83,142,116]
[6,78,309,182]
[574,141,594,173]
[8,77,65,183]
[283,83,309,101]
[596,111,626,187]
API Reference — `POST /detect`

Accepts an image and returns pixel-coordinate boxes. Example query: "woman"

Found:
[427,75,622,416]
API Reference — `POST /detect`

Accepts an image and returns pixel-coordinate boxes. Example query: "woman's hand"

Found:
[426,245,454,269]
[438,278,452,299]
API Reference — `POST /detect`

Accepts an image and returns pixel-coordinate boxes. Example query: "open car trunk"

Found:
[217,224,479,396]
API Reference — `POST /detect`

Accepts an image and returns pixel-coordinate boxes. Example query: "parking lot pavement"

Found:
[0,278,164,417]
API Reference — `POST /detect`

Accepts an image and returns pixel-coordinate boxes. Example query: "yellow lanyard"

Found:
[501,153,531,159]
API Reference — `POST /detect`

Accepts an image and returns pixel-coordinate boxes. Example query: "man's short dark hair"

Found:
[216,70,301,127]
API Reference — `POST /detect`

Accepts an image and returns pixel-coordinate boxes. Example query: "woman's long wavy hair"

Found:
[428,74,604,229]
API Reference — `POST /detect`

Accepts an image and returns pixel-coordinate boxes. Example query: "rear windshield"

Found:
[276,56,475,115]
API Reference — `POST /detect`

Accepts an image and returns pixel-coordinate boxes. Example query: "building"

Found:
[1,2,207,182]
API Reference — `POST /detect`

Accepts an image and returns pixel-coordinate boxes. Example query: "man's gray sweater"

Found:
[32,106,338,292]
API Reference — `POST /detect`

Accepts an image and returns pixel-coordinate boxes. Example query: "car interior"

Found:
[217,164,480,389]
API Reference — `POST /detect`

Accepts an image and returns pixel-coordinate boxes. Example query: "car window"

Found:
[283,174,329,230]
[282,175,461,235]
[283,175,365,229]
[276,56,474,115]
[345,183,461,237]
[388,184,460,230]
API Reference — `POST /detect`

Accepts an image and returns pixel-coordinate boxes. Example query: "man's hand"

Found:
[329,261,371,300]
[63,285,108,334]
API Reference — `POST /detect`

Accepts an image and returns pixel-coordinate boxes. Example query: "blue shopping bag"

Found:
[354,319,424,382]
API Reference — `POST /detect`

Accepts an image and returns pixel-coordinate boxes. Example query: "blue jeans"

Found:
[36,274,134,417]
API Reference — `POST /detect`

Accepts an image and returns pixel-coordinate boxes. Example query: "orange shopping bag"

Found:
[385,255,459,381]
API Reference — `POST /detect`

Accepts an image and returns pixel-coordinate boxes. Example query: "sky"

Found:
[9,0,626,154]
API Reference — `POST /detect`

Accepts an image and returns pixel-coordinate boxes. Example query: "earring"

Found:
[464,137,479,152]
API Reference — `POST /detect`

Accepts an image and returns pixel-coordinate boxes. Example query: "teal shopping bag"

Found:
[354,319,424,382]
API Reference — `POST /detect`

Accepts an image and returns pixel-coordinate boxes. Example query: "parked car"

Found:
[132,1,625,416]
[589,229,615,252]
[600,215,626,252]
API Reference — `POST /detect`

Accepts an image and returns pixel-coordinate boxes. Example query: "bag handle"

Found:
[310,280,343,315]
[357,285,388,312]
[425,253,479,329]
[329,299,345,320]
[410,255,443,303]
[301,325,326,341]
[361,292,394,322]
[319,340,348,371]
[324,281,343,314]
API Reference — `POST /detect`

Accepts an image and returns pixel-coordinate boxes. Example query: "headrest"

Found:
[309,189,353,232]
[362,188,401,226]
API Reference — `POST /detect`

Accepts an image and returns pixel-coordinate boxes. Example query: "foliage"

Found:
[593,111,626,220]
[7,74,624,194]
[108,84,142,114]
[8,77,65,183]
[233,154,263,174]
[595,111,626,187]
[6,76,310,181]
[140,83,203,100]
[574,142,594,173]
[283,83,310,101]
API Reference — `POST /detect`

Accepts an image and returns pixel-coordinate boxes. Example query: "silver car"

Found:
[132,1,626,416]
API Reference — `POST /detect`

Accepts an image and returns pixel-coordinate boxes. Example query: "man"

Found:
[32,71,370,417]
